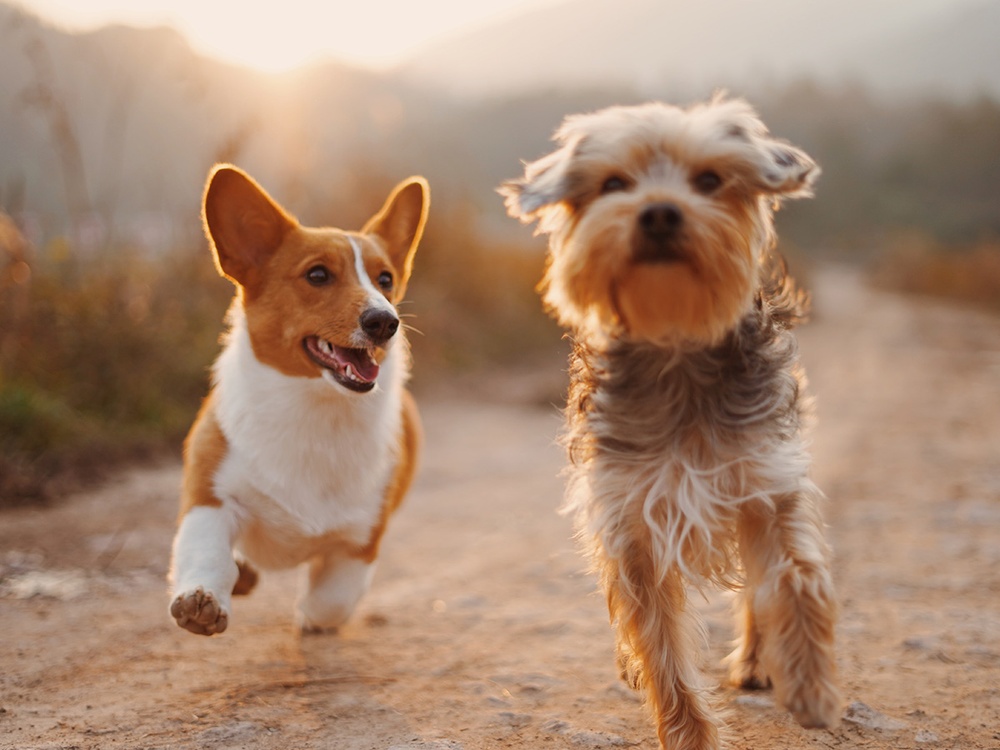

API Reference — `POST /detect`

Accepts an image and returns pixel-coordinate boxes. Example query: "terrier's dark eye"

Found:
[692,170,723,195]
[601,175,629,194]
[377,271,393,291]
[305,265,333,286]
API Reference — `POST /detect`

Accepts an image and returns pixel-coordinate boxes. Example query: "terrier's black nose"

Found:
[638,202,683,237]
[360,308,399,343]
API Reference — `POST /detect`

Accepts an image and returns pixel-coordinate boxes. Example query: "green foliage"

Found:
[15,252,228,430]
[0,240,232,504]
[0,382,111,505]
[0,382,96,455]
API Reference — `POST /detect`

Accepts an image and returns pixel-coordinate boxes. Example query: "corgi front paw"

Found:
[170,587,229,636]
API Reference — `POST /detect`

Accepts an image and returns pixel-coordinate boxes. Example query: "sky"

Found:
[12,0,556,73]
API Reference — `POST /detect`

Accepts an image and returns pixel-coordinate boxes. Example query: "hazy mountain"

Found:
[850,1,1000,100]
[1,0,998,249]
[0,3,433,240]
[400,0,1000,100]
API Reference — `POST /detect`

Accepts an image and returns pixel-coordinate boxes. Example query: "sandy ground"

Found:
[2,267,999,750]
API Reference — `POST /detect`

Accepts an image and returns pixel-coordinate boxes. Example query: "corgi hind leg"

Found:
[296,551,375,633]
[232,557,259,596]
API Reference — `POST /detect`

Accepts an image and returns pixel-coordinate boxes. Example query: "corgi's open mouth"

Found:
[303,336,380,393]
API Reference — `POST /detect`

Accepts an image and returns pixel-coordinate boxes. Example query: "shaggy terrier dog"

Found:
[501,96,842,749]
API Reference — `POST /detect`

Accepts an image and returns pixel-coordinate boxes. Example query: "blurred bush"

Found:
[407,202,561,382]
[872,232,1000,313]
[0,227,233,505]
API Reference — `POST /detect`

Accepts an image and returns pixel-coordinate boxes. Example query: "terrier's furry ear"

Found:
[499,138,579,223]
[708,97,819,199]
[746,138,819,198]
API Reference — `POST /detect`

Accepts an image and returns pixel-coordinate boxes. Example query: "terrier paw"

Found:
[728,658,772,691]
[655,703,721,750]
[784,681,842,729]
[615,647,644,691]
[170,587,229,636]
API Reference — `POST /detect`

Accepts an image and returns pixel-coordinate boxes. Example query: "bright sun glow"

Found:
[174,3,454,73]
[17,0,551,73]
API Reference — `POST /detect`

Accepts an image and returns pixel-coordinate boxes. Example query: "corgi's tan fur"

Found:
[169,165,428,635]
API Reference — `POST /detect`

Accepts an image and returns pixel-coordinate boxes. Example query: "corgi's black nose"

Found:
[360,308,399,343]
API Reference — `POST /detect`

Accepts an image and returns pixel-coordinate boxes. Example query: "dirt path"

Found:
[2,267,999,750]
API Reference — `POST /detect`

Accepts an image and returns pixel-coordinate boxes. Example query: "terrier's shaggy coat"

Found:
[502,97,841,749]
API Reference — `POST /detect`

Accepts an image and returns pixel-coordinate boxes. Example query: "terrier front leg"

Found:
[603,549,721,750]
[727,588,771,691]
[738,495,842,728]
[169,505,239,636]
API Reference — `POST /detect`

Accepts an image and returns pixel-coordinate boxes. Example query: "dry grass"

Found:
[0,241,232,505]
[872,232,1000,314]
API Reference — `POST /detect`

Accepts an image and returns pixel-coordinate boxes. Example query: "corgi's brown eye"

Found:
[601,175,629,194]
[692,170,722,195]
[306,265,333,286]
[377,271,393,291]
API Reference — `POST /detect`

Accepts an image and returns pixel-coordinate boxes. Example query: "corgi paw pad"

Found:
[171,587,228,636]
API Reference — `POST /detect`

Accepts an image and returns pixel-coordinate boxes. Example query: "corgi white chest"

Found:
[212,310,404,558]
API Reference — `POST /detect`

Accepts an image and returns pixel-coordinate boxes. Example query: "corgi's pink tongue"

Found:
[333,345,379,383]
[306,336,380,384]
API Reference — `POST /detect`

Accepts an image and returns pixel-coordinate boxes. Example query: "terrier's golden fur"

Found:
[502,96,841,749]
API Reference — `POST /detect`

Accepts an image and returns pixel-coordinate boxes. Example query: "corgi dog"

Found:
[169,165,428,635]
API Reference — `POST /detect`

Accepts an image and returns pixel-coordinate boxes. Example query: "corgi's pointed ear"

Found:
[362,176,429,300]
[202,164,297,287]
